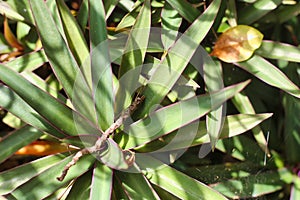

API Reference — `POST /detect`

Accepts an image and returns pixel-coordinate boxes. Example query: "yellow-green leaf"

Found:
[211,25,263,63]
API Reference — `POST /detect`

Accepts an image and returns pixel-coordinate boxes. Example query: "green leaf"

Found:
[10,155,95,200]
[266,2,300,24]
[204,58,224,149]
[0,33,13,54]
[99,138,130,170]
[0,154,67,195]
[161,1,182,50]
[5,50,47,72]
[0,1,25,21]
[141,156,228,200]
[115,2,142,31]
[238,0,282,24]
[112,175,130,200]
[212,168,292,198]
[165,0,200,22]
[103,0,119,19]
[236,55,300,98]
[216,135,265,162]
[5,0,34,23]
[256,40,300,63]
[56,0,90,77]
[89,0,114,129]
[90,164,113,200]
[137,113,272,152]
[226,0,238,27]
[118,80,250,149]
[0,64,100,137]
[119,0,151,77]
[0,125,43,163]
[0,85,64,138]
[2,112,23,128]
[77,0,89,31]
[66,170,92,200]
[30,0,97,124]
[232,93,270,155]
[116,0,151,113]
[21,72,65,100]
[115,171,161,199]
[137,0,221,117]
[282,64,300,163]
[46,0,66,41]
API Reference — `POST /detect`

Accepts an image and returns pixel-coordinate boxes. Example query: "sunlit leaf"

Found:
[90,164,113,199]
[10,155,95,199]
[236,55,300,98]
[0,1,25,21]
[140,156,228,200]
[212,168,293,198]
[211,25,263,63]
[0,154,67,195]
[99,138,131,170]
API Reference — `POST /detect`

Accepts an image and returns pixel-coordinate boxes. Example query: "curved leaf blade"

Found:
[165,0,200,22]
[161,1,182,50]
[236,55,300,98]
[256,41,300,63]
[118,80,250,149]
[56,0,90,74]
[5,49,47,73]
[0,126,42,163]
[140,156,228,200]
[232,93,270,155]
[238,0,282,24]
[66,170,92,200]
[11,155,95,200]
[116,171,161,199]
[138,0,221,117]
[204,58,224,149]
[90,164,113,200]
[89,0,114,129]
[0,154,67,195]
[116,0,151,114]
[30,0,97,123]
[0,64,100,137]
[0,85,64,138]
[137,113,273,152]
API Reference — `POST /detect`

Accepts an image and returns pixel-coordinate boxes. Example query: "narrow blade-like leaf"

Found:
[118,80,250,149]
[11,155,95,200]
[0,125,43,163]
[137,113,272,152]
[0,64,100,137]
[90,164,113,200]
[236,55,300,98]
[140,156,228,200]
[137,0,221,117]
[30,0,97,123]
[0,154,67,195]
[89,0,114,129]
[256,40,300,63]
[165,0,200,22]
[0,85,64,138]
[116,171,161,199]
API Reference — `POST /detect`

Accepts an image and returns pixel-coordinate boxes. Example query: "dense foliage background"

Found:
[0,0,300,199]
